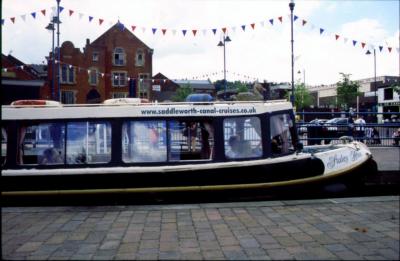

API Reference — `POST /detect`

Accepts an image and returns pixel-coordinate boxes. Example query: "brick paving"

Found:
[2,196,399,260]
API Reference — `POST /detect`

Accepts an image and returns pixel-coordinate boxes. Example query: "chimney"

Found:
[86,38,90,46]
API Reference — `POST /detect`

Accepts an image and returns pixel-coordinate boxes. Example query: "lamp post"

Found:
[366,49,377,114]
[45,20,55,100]
[218,35,231,100]
[289,0,295,106]
[56,0,61,102]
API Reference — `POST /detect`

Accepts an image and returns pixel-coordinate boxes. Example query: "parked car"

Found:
[297,119,328,135]
[321,117,350,141]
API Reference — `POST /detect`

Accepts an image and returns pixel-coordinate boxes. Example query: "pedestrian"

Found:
[354,115,366,142]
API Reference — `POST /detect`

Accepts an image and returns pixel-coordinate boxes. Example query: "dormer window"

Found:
[135,49,145,67]
[92,52,99,62]
[113,47,126,66]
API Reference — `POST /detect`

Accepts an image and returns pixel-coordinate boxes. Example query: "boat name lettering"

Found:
[140,107,256,115]
[327,154,348,169]
[350,150,362,161]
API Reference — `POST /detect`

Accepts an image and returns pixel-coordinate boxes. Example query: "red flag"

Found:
[222,27,227,34]
[41,9,46,16]
[10,17,15,23]
[69,10,74,16]
[131,25,136,31]
[335,34,340,40]
[99,19,104,25]
[302,20,307,26]
[278,16,283,23]
[250,23,255,29]
[388,47,392,53]
[361,42,366,48]
[162,29,167,35]
[192,29,197,36]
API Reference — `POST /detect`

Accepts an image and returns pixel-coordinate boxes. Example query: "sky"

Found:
[2,0,399,86]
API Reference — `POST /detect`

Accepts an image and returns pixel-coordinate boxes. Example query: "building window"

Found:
[112,72,127,87]
[113,47,125,66]
[62,90,76,104]
[89,68,98,86]
[111,92,128,98]
[92,52,99,62]
[60,64,75,84]
[135,49,145,67]
[384,88,394,100]
[138,73,150,98]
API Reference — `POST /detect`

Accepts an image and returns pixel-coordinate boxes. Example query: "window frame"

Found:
[113,47,126,66]
[112,71,127,87]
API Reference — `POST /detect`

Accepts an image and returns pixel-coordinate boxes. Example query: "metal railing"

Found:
[296,112,400,147]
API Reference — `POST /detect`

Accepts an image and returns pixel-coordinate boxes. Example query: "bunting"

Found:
[2,5,398,56]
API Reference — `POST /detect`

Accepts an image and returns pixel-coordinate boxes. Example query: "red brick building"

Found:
[46,22,153,104]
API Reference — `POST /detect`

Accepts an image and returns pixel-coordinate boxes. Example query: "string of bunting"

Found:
[2,5,399,55]
[1,62,264,83]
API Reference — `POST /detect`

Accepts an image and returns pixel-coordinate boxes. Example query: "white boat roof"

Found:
[2,100,292,120]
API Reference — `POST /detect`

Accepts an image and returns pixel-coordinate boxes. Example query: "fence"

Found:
[295,112,400,147]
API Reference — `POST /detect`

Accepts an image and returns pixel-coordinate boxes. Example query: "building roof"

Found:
[174,79,215,90]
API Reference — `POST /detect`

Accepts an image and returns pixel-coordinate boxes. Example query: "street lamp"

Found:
[366,49,377,114]
[45,20,55,100]
[289,0,295,106]
[218,35,231,100]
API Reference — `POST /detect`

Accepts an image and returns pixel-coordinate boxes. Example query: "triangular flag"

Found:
[99,19,103,25]
[335,34,340,40]
[269,19,273,25]
[152,28,157,34]
[182,29,187,36]
[31,12,36,19]
[118,22,125,31]
[260,21,265,27]
[250,23,255,29]
[1,19,4,26]
[388,47,392,53]
[79,13,84,20]
[222,27,227,34]
[344,37,348,44]
[59,6,64,13]
[89,16,93,22]
[21,15,26,21]
[131,25,136,31]
[320,28,324,34]
[192,29,197,36]
[241,25,246,31]
[162,29,167,35]
[361,42,366,48]
[202,29,207,36]
[41,9,46,16]
[302,20,307,26]
[212,28,217,35]
[352,40,357,46]
[396,48,399,53]
[278,16,283,23]
[69,10,74,16]
[172,29,177,35]
[10,17,15,23]
[231,26,236,33]
[379,46,383,52]
[293,15,298,21]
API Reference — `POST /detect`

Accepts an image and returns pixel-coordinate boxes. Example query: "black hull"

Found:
[3,157,327,193]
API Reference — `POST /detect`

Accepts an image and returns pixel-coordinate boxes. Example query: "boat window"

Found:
[17,123,65,165]
[223,117,262,159]
[1,127,7,166]
[270,113,294,155]
[122,120,167,163]
[169,120,214,161]
[66,121,111,164]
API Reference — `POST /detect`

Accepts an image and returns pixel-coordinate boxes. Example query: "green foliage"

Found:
[234,81,249,93]
[336,73,361,110]
[285,82,314,109]
[171,84,193,102]
[391,84,400,95]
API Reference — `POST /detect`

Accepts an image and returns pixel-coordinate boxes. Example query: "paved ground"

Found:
[369,147,400,172]
[2,196,399,260]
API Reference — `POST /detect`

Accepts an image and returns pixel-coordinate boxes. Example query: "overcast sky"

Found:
[2,0,399,86]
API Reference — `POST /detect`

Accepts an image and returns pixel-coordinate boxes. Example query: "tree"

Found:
[285,82,314,109]
[171,84,193,102]
[336,73,361,110]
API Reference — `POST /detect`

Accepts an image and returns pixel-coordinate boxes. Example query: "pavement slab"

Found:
[2,195,399,260]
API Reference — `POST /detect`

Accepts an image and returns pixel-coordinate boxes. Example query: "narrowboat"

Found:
[1,98,377,197]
